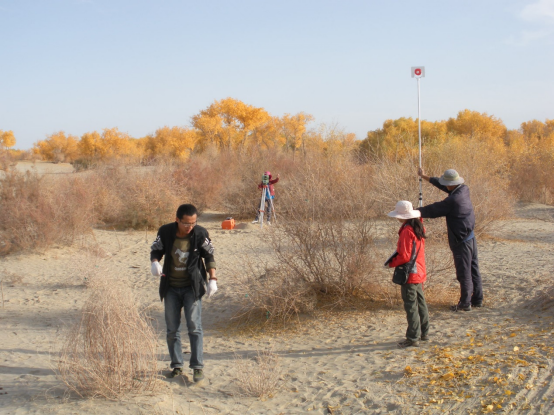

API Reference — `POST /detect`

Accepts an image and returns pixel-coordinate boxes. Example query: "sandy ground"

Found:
[1,161,75,177]
[0,203,553,415]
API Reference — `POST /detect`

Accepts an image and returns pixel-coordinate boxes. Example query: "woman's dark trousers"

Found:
[401,283,430,342]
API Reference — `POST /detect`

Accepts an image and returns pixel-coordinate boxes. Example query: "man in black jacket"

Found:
[417,169,483,312]
[150,204,217,382]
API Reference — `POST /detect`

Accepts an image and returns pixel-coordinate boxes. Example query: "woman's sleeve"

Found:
[388,229,415,267]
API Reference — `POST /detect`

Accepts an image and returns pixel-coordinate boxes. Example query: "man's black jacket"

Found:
[150,222,215,301]
[417,178,475,249]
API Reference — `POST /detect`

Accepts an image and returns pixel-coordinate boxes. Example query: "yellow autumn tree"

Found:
[520,119,554,147]
[446,109,506,141]
[191,98,271,150]
[281,112,314,156]
[78,128,140,162]
[360,117,448,157]
[145,126,198,161]
[256,116,286,149]
[78,131,102,161]
[0,130,16,150]
[33,131,79,163]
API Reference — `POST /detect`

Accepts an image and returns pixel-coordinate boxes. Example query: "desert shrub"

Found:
[82,162,185,229]
[173,147,299,218]
[58,272,159,398]
[235,266,317,325]
[267,154,378,298]
[509,147,554,205]
[234,349,282,398]
[0,170,93,255]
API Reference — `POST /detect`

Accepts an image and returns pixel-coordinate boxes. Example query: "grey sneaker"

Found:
[471,302,483,308]
[398,339,419,348]
[421,335,430,341]
[167,368,183,378]
[193,369,204,382]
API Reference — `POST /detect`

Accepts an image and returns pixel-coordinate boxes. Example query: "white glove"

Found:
[151,261,163,276]
[207,279,218,298]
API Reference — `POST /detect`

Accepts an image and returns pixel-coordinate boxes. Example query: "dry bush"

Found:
[175,148,299,218]
[58,273,159,399]
[235,265,317,325]
[0,170,94,255]
[81,162,185,229]
[509,147,554,205]
[265,154,379,301]
[234,349,282,398]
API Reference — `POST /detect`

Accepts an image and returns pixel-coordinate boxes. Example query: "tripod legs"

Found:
[255,186,277,229]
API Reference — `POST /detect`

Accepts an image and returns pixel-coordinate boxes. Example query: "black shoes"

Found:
[193,369,204,382]
[168,368,204,382]
[471,302,483,308]
[167,368,183,378]
[450,304,471,312]
[398,339,419,348]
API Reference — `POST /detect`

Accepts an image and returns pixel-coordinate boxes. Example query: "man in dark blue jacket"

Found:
[417,169,483,312]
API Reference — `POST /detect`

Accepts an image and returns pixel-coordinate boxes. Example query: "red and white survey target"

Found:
[411,66,425,78]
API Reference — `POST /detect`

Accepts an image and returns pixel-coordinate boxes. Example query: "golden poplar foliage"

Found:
[145,126,198,161]
[191,98,271,150]
[0,130,16,149]
[34,131,80,163]
[281,112,315,155]
[445,109,506,141]
[361,109,509,158]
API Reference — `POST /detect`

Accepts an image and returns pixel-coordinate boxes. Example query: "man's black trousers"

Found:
[452,237,483,308]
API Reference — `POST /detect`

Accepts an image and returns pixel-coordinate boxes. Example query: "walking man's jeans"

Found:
[164,285,203,369]
[401,283,430,342]
[452,237,483,308]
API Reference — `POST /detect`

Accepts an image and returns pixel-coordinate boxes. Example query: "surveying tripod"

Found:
[258,175,277,229]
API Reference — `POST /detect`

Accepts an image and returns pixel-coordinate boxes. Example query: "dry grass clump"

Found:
[234,349,282,398]
[0,170,94,255]
[57,273,160,399]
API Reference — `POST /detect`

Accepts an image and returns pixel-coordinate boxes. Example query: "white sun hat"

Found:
[387,200,421,219]
[438,169,464,186]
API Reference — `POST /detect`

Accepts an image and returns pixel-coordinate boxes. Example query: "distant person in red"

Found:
[385,200,429,348]
[252,171,280,225]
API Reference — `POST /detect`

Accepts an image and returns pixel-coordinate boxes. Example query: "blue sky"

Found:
[1,0,553,149]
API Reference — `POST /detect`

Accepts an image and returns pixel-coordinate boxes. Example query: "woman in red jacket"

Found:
[387,201,430,348]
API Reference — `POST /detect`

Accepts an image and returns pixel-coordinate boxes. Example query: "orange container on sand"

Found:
[221,217,235,230]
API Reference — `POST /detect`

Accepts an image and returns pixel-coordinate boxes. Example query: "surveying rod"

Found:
[411,66,425,208]
[418,76,422,208]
